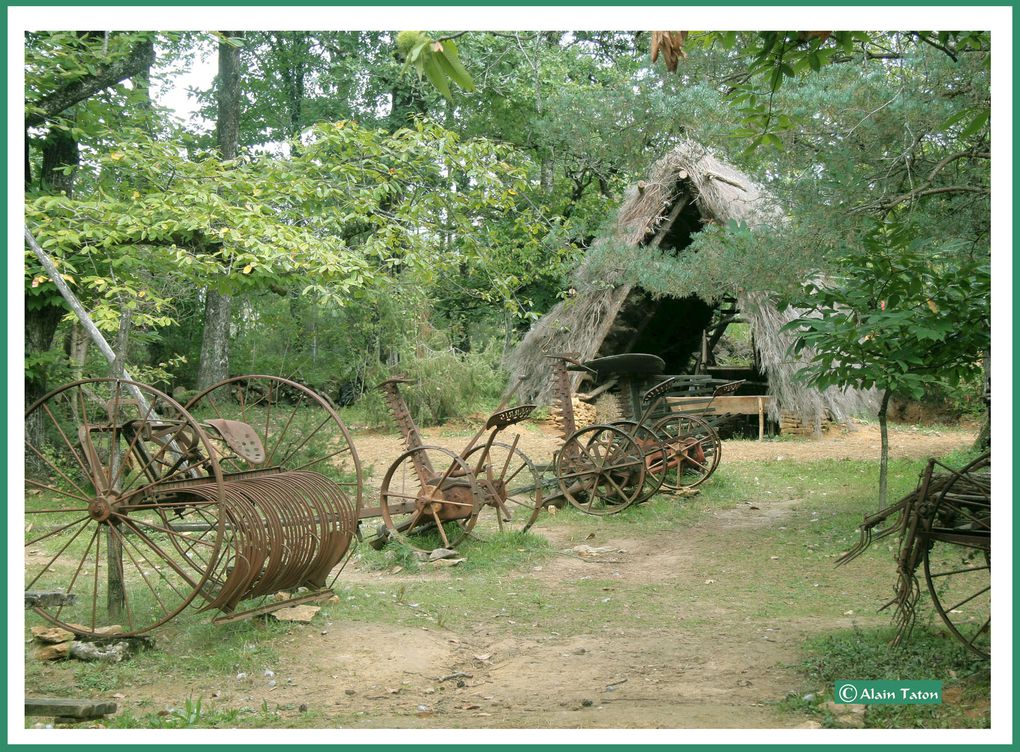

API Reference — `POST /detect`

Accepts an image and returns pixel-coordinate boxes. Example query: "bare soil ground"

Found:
[27,420,979,730]
[353,418,975,487]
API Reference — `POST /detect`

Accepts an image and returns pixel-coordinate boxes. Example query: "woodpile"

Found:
[549,397,598,435]
[780,411,835,437]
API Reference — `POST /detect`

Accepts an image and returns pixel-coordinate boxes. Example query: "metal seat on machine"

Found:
[571,353,666,378]
[204,419,266,464]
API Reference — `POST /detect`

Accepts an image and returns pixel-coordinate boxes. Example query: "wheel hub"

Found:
[88,497,115,522]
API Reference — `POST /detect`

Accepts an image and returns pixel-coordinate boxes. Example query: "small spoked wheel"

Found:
[652,414,721,491]
[24,379,226,637]
[555,425,645,515]
[379,445,481,549]
[922,453,991,658]
[464,441,543,536]
[610,420,667,504]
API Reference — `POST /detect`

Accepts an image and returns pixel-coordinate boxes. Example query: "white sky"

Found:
[9,6,1014,748]
[154,43,216,127]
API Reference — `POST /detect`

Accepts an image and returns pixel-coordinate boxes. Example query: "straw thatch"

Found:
[506,140,877,424]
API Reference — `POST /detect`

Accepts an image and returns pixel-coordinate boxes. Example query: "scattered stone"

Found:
[824,701,867,728]
[568,545,618,558]
[428,548,460,562]
[473,653,492,662]
[25,698,117,720]
[299,704,308,713]
[390,566,404,575]
[25,591,77,608]
[572,647,586,655]
[34,642,72,661]
[236,673,248,681]
[70,640,137,663]
[432,558,466,567]
[344,689,356,696]
[416,704,432,717]
[270,605,320,623]
[802,693,816,703]
[581,698,593,707]
[796,721,823,729]
[66,624,123,637]
[31,626,74,645]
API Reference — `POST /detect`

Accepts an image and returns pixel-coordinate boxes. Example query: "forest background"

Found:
[15,7,1002,441]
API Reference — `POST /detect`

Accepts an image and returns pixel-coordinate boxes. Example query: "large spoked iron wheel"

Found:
[610,420,667,504]
[555,425,646,516]
[922,453,991,658]
[464,441,543,536]
[652,414,722,491]
[24,379,226,637]
[379,445,481,549]
[185,375,362,514]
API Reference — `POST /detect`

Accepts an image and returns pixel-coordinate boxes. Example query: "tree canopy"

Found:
[23,28,992,427]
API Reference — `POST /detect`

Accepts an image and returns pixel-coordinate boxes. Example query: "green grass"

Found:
[785,626,990,728]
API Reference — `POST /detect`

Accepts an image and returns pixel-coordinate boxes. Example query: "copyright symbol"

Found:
[837,684,859,703]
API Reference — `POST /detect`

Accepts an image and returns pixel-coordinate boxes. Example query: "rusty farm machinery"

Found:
[24,375,363,637]
[838,451,991,658]
[368,377,543,549]
[543,353,739,515]
[23,352,739,636]
[24,372,545,636]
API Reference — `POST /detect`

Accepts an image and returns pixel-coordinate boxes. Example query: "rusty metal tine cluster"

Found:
[197,471,357,615]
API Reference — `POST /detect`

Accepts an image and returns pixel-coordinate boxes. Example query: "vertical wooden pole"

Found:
[758,397,765,441]
[106,525,125,618]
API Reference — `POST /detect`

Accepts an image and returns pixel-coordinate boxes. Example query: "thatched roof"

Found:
[507,140,877,424]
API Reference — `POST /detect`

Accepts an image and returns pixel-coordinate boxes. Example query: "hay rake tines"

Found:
[841,452,991,658]
[25,375,363,636]
[371,378,543,549]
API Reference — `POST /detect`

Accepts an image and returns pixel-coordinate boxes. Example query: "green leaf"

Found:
[421,53,452,101]
[436,41,475,92]
[959,108,990,138]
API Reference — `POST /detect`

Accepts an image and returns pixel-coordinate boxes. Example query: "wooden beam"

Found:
[667,395,775,416]
[25,698,117,719]
[646,191,691,249]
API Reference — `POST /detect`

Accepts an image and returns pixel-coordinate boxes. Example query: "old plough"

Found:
[838,452,991,657]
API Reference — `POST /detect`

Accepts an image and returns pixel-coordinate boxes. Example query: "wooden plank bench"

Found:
[666,395,775,440]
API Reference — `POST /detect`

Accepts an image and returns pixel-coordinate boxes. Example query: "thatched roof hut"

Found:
[507,140,876,425]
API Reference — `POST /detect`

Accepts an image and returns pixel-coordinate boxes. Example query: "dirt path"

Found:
[223,421,977,728]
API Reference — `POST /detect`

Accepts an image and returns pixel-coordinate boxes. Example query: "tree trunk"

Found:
[878,388,891,505]
[112,305,132,379]
[214,32,243,161]
[67,322,89,379]
[532,32,555,195]
[196,291,232,390]
[197,32,243,388]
